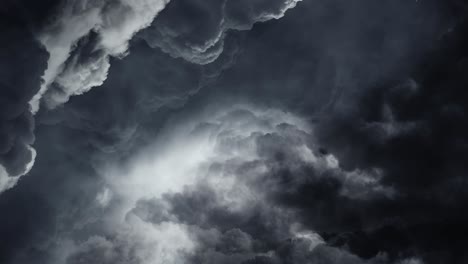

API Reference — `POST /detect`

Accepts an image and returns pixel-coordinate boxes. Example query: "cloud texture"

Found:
[1,0,468,263]
[140,0,301,64]
[0,4,48,192]
[31,0,170,111]
[39,106,417,264]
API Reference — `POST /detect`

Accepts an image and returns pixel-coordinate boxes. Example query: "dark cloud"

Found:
[36,36,241,160]
[186,0,447,111]
[34,107,415,264]
[140,0,300,64]
[0,6,49,192]
[312,11,468,264]
[1,0,468,264]
[30,0,171,111]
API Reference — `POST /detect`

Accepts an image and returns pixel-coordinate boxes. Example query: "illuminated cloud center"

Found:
[52,105,396,264]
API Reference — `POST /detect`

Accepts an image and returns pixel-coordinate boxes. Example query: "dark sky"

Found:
[1,0,468,263]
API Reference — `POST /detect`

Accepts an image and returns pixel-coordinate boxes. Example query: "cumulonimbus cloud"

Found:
[0,0,303,194]
[44,105,412,264]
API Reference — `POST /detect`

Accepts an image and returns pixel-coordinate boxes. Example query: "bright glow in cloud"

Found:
[43,104,400,263]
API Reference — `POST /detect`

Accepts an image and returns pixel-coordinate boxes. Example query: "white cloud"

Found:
[48,105,396,263]
[30,0,170,112]
[33,104,421,264]
[54,217,196,264]
[0,147,36,194]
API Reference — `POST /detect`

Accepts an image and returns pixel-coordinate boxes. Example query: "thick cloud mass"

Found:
[0,5,48,192]
[31,0,170,111]
[33,106,417,264]
[140,0,301,64]
[1,0,468,263]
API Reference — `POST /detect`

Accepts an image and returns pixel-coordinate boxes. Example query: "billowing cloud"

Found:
[2,0,292,191]
[140,0,301,64]
[30,0,170,111]
[0,9,48,193]
[0,0,299,195]
[1,1,467,263]
[36,105,413,264]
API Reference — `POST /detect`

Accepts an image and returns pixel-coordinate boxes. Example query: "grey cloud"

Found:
[37,36,241,159]
[66,236,132,264]
[1,0,172,195]
[1,1,466,263]
[32,0,170,111]
[140,0,300,64]
[1,0,297,196]
[0,15,48,193]
[39,106,408,264]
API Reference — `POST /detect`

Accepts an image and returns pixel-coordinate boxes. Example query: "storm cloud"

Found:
[0,2,48,192]
[140,0,301,64]
[32,106,418,264]
[1,0,468,263]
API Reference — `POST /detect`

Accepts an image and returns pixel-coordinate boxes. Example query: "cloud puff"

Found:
[30,0,170,111]
[140,0,301,64]
[38,105,409,264]
[1,0,300,196]
[0,0,172,194]
[0,14,48,193]
[63,219,196,264]
[1,1,465,263]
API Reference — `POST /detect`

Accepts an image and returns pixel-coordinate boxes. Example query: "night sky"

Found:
[1,1,468,263]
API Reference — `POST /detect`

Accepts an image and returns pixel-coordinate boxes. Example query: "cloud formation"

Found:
[1,0,298,188]
[1,0,468,263]
[31,0,170,111]
[140,0,301,64]
[36,106,416,264]
[0,6,48,193]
